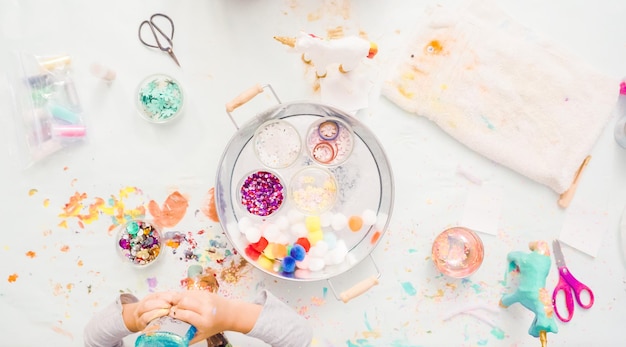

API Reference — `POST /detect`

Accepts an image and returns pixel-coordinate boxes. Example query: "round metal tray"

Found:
[215,87,394,282]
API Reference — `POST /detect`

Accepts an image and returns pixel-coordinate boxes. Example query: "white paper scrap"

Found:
[460,183,503,236]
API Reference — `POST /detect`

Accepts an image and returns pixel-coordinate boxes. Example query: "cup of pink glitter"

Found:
[432,226,484,278]
[239,170,285,217]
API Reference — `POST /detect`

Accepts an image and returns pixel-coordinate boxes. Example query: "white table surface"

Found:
[1,1,626,346]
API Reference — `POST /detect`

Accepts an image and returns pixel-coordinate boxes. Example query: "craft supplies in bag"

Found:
[6,52,88,168]
[382,0,618,206]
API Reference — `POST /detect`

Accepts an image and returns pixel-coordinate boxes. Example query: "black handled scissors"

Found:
[138,13,181,67]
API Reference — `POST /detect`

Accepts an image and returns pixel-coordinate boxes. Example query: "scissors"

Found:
[551,239,594,322]
[138,13,181,67]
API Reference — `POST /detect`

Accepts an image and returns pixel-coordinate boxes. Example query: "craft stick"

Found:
[557,155,591,208]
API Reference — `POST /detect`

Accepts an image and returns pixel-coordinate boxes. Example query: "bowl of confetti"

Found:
[136,74,184,124]
[116,220,162,267]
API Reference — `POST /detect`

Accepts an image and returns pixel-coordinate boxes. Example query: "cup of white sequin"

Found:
[116,220,162,267]
[253,119,301,169]
[306,117,354,166]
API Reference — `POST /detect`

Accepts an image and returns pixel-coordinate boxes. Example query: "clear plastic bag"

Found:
[6,51,87,168]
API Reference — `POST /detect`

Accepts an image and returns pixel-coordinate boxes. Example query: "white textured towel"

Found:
[382,0,619,194]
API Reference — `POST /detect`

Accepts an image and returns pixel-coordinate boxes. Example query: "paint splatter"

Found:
[219,258,250,284]
[8,273,18,282]
[58,187,146,231]
[201,187,219,222]
[310,296,325,306]
[43,198,50,207]
[147,277,158,292]
[51,325,74,340]
[28,189,38,196]
[60,245,70,252]
[25,250,36,258]
[491,327,505,339]
[164,231,199,261]
[148,191,189,228]
[401,281,417,296]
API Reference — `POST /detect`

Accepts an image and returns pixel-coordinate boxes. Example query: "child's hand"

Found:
[122,291,177,332]
[170,290,262,345]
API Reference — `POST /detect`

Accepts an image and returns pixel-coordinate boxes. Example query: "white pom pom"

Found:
[263,223,281,242]
[275,215,290,230]
[238,217,254,234]
[288,208,305,224]
[320,211,333,227]
[331,213,348,231]
[290,222,308,238]
[308,257,325,272]
[362,209,377,226]
[244,226,262,243]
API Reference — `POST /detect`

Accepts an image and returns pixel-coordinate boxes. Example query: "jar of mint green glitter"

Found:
[136,74,184,123]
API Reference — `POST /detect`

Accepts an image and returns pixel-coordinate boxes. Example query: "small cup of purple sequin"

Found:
[116,220,162,267]
[239,170,285,217]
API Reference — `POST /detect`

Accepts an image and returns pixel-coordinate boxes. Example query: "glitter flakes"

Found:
[240,171,285,217]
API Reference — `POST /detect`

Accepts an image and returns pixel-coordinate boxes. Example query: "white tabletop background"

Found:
[1,1,626,346]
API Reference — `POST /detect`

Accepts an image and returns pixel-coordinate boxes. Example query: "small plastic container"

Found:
[306,117,354,166]
[116,220,162,267]
[136,74,184,123]
[253,119,301,168]
[289,166,338,215]
[239,170,286,217]
[432,227,484,278]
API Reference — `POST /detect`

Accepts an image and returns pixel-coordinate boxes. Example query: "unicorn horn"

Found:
[273,36,296,48]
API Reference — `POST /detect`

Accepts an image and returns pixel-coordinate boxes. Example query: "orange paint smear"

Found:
[201,187,219,222]
[8,273,18,282]
[370,230,381,244]
[25,251,36,258]
[60,245,70,252]
[58,187,146,232]
[149,191,189,228]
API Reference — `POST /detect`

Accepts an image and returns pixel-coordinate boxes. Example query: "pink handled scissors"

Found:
[551,239,594,322]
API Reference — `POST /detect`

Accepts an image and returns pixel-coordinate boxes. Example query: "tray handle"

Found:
[327,254,381,303]
[225,84,281,130]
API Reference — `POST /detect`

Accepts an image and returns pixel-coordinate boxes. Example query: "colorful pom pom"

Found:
[290,244,306,261]
[282,256,297,273]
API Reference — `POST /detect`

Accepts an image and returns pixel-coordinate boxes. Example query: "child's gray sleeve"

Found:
[246,290,313,347]
[83,294,138,347]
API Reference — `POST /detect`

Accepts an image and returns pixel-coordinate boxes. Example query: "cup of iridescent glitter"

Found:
[431,226,484,278]
[253,119,301,169]
[238,170,286,218]
[136,74,184,124]
[116,220,162,267]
